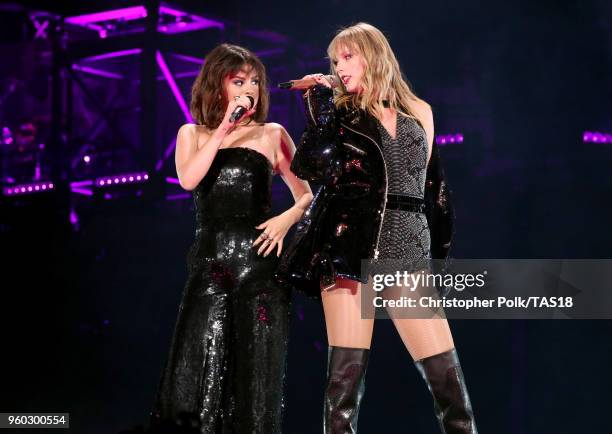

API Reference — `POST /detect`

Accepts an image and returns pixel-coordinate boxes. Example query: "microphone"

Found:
[229,95,255,123]
[277,75,338,90]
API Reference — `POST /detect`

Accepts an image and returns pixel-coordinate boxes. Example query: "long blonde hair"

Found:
[327,22,421,122]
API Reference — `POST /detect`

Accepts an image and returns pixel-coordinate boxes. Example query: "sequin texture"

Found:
[375,114,431,260]
[276,84,454,299]
[150,147,291,433]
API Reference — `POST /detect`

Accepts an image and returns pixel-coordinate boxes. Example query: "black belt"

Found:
[385,193,425,213]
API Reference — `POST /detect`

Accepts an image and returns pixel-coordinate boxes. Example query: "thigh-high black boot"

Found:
[414,348,478,434]
[323,346,370,434]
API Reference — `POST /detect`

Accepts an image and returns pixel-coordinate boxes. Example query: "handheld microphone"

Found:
[277,75,338,90]
[229,95,255,123]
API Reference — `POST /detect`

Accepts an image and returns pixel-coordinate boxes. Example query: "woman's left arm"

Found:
[416,100,434,165]
[253,123,313,257]
[420,102,454,260]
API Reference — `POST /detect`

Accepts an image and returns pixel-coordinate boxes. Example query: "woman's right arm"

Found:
[174,124,225,191]
[303,83,337,130]
[291,79,344,186]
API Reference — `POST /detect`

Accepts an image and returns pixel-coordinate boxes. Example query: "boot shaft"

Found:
[414,348,478,434]
[324,346,370,434]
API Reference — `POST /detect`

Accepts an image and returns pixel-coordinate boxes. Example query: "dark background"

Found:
[1,1,611,433]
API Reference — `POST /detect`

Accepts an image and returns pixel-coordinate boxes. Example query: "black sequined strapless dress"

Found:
[150,147,291,434]
[375,113,431,261]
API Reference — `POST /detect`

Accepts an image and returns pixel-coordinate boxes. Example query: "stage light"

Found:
[95,172,150,188]
[81,48,142,62]
[3,181,55,196]
[65,4,224,39]
[156,51,193,123]
[436,133,464,146]
[583,131,612,144]
[1,127,13,145]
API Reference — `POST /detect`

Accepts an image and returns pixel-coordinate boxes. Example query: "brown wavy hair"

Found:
[190,43,269,129]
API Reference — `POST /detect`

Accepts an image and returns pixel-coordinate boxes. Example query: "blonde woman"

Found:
[276,23,477,433]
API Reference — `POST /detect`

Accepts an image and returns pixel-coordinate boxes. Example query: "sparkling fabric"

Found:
[150,147,291,434]
[277,84,454,299]
[375,114,431,261]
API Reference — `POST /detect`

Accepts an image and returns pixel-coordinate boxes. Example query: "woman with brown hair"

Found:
[276,23,478,433]
[149,43,312,433]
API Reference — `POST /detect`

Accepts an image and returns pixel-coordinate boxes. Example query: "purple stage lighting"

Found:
[166,193,191,201]
[156,51,193,122]
[65,6,147,27]
[583,131,612,144]
[71,188,93,196]
[70,208,80,227]
[435,133,464,146]
[64,4,223,39]
[72,64,124,80]
[158,5,224,34]
[71,180,94,188]
[156,138,177,172]
[1,127,13,145]
[4,181,54,196]
[81,48,143,62]
[70,180,94,196]
[170,53,203,65]
[95,172,149,188]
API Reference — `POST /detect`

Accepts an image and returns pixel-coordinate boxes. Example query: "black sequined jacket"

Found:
[274,84,454,299]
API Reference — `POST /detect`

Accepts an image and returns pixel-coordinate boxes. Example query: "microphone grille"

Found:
[326,75,338,88]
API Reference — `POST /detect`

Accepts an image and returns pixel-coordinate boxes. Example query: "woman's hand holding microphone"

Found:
[214,95,257,139]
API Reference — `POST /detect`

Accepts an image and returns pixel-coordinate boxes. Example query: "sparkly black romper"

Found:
[375,113,431,262]
[150,147,291,434]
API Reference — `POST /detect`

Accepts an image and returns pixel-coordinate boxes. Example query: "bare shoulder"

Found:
[177,123,199,146]
[263,122,285,136]
[400,98,432,125]
[263,122,289,148]
[409,98,434,148]
[178,123,199,135]
[411,98,433,121]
